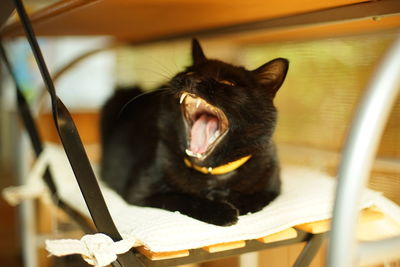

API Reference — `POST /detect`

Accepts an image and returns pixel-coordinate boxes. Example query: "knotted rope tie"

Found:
[46,233,138,267]
[2,146,52,206]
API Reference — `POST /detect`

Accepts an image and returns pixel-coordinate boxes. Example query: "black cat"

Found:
[100,39,289,226]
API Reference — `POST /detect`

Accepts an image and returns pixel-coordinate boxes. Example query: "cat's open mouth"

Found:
[180,92,229,160]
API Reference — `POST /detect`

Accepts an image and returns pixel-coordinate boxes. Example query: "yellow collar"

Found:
[184,155,252,175]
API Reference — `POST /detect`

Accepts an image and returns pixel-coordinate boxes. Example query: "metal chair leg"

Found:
[293,233,325,267]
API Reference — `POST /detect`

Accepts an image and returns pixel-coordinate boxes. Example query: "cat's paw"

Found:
[232,191,279,216]
[143,193,239,226]
[201,201,239,226]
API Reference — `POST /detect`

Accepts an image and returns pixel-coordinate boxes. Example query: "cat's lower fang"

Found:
[185,149,203,159]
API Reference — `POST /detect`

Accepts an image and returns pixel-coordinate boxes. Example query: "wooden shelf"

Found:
[1,0,399,43]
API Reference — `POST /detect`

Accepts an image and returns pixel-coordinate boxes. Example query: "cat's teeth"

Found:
[180,93,188,104]
[208,130,220,144]
[196,99,201,108]
[208,135,216,144]
[185,149,203,159]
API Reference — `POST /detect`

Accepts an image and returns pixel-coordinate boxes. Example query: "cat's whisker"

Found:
[144,54,177,77]
[117,89,165,118]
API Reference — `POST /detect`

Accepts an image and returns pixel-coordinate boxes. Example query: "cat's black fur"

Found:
[100,39,289,226]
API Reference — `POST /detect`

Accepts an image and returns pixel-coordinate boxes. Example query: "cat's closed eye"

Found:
[218,80,236,86]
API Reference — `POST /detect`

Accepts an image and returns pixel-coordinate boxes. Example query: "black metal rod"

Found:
[9,0,140,265]
[0,41,95,233]
[0,40,58,199]
[293,233,326,267]
[0,43,42,154]
[11,0,109,233]
[11,0,57,110]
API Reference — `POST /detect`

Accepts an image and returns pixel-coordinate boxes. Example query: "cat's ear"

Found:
[192,38,207,65]
[252,58,289,96]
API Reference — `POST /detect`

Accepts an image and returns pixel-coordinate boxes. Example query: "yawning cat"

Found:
[100,39,289,226]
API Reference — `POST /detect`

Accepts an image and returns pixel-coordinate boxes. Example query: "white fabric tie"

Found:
[46,233,138,267]
[2,147,52,206]
[2,179,47,206]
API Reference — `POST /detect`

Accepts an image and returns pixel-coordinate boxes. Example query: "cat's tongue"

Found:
[190,114,218,154]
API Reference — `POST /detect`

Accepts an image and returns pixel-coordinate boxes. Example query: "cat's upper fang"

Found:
[180,92,188,104]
